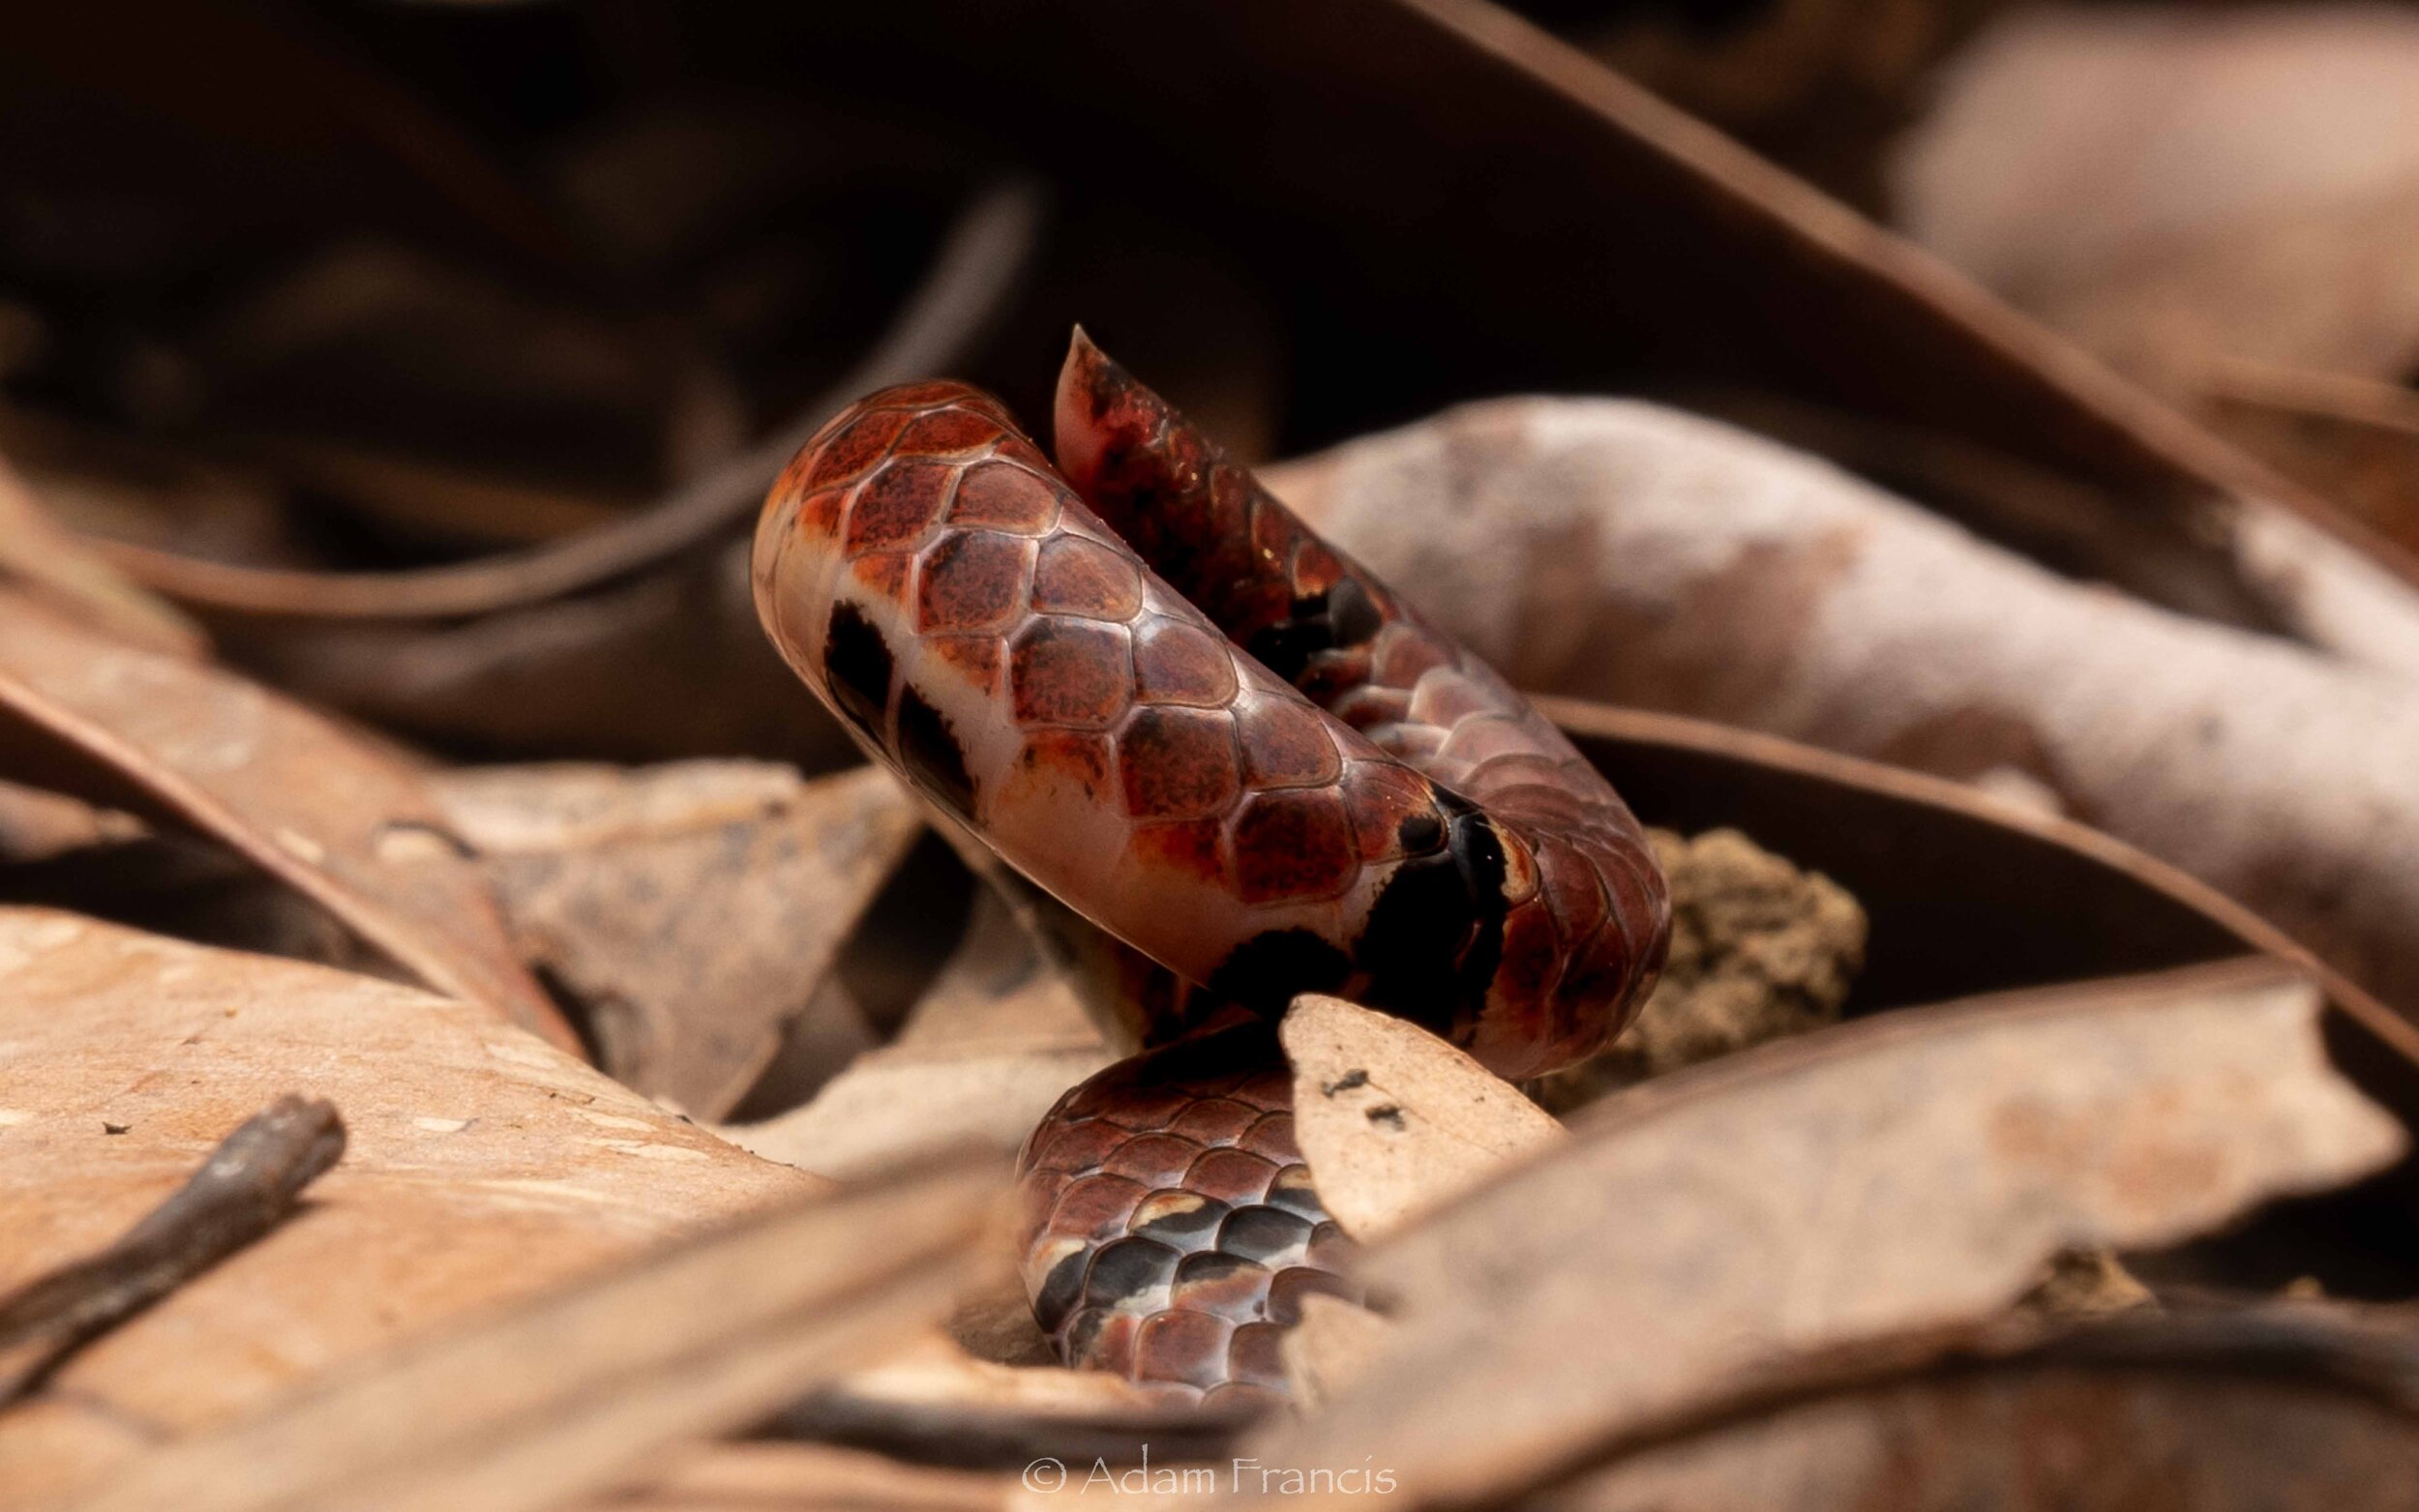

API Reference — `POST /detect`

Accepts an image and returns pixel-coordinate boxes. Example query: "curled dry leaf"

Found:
[1523,1309,2419,1512]
[1227,960,2405,1510]
[1280,994,1563,1241]
[434,760,924,1117]
[0,908,816,1509]
[1271,400,2419,1011]
[0,588,572,1049]
[884,0,2419,667]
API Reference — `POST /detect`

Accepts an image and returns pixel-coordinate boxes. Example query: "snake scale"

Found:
[754,331,1669,1406]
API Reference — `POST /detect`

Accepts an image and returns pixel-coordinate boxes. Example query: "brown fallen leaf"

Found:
[2199,359,2419,562]
[59,1153,996,1512]
[1271,400,2419,1011]
[893,889,1103,1053]
[722,885,1113,1181]
[1281,994,1564,1241]
[724,1042,1115,1184]
[0,454,202,660]
[0,908,817,1509]
[0,588,572,1049]
[1891,8,2419,572]
[434,760,923,1116]
[785,1326,1228,1467]
[1894,7,2419,391]
[1522,1309,2419,1512]
[581,1440,1012,1512]
[1278,1292,1398,1411]
[0,1093,343,1403]
[0,778,135,863]
[1225,960,2405,1510]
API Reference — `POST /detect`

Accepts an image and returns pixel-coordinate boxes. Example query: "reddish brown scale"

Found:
[753,334,1670,1405]
[1015,1023,1359,1408]
[1055,329,1667,1069]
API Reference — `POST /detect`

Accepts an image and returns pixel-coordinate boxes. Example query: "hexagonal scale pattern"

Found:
[755,344,1675,1403]
[1016,1024,1359,1408]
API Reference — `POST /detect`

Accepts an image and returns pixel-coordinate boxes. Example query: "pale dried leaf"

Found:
[723,1043,1114,1182]
[60,1154,994,1512]
[0,777,137,862]
[1281,994,1563,1240]
[821,1327,1183,1419]
[1894,7,2419,385]
[896,889,1101,1052]
[0,589,570,1047]
[0,908,817,1508]
[1526,1312,2419,1512]
[581,1441,1012,1512]
[1278,1292,1397,1411]
[434,759,814,854]
[1229,961,2405,1510]
[1269,400,2419,1008]
[434,760,923,1116]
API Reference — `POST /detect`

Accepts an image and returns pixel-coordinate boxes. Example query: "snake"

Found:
[753,331,1670,1408]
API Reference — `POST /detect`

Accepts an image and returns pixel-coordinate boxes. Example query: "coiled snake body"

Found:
[754,333,1669,1405]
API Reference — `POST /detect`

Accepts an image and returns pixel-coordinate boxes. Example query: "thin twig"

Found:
[0,1094,345,1404]
[96,176,1046,621]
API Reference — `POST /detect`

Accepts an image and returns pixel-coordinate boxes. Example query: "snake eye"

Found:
[1327,576,1384,648]
[1396,811,1445,853]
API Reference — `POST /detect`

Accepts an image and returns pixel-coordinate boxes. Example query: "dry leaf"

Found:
[1227,961,2405,1509]
[1890,8,2419,572]
[0,588,571,1048]
[582,1440,1012,1512]
[1278,1293,1398,1411]
[59,1153,995,1512]
[1280,994,1563,1241]
[0,908,816,1508]
[1523,1310,2419,1512]
[0,1093,343,1403]
[724,886,1113,1180]
[1894,7,2419,387]
[724,1042,1114,1183]
[796,1327,1202,1444]
[1270,400,2419,1011]
[2198,360,2419,562]
[894,889,1102,1052]
[0,454,202,659]
[435,760,923,1116]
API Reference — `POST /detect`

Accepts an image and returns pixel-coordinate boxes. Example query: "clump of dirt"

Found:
[1538,826,1867,1110]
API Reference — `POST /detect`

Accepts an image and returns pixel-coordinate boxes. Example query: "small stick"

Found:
[0,1094,345,1404]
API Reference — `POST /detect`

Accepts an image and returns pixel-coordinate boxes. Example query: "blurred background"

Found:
[6,0,2410,767]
